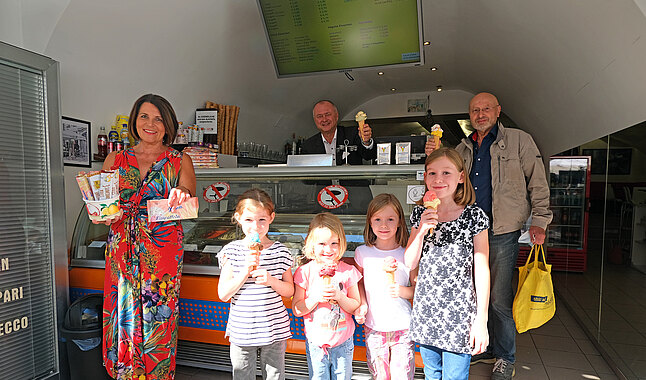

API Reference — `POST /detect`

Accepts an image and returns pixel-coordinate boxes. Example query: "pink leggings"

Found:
[364,326,416,380]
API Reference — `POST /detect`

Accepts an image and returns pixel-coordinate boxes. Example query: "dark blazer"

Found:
[301,125,376,165]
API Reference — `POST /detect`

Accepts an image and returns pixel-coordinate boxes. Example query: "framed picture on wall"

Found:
[582,148,632,175]
[62,116,91,167]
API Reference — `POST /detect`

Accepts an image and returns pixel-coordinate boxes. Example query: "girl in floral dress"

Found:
[405,148,490,380]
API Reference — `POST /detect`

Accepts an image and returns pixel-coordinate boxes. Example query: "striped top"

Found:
[218,240,293,346]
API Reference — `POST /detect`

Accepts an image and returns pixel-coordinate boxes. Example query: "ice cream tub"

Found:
[84,196,122,221]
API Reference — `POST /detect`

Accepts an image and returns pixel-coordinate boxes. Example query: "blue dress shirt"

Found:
[469,124,498,215]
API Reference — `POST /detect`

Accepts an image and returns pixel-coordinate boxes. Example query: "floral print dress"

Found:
[102,147,185,380]
[409,204,489,354]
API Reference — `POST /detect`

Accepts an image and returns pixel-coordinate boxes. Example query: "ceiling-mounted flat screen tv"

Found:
[257,0,424,78]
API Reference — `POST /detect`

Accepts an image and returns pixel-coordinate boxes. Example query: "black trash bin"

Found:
[60,294,112,380]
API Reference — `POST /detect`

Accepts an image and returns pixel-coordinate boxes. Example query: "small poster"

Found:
[196,109,218,134]
[407,185,425,204]
[203,182,230,203]
[317,185,349,209]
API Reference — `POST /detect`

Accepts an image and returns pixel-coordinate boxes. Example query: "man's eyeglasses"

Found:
[469,105,499,114]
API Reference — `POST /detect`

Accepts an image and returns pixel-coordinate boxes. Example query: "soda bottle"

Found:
[97,126,108,157]
[120,127,130,150]
[108,125,119,153]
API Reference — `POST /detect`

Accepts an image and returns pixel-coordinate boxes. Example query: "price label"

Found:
[317,185,349,209]
[203,182,230,203]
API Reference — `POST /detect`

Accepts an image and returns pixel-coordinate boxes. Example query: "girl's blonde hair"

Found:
[423,147,475,206]
[302,213,347,261]
[232,188,275,224]
[363,193,409,247]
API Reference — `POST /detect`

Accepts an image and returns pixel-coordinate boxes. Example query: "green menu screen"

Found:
[259,0,422,76]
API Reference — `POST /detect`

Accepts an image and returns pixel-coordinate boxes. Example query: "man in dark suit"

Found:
[301,100,376,165]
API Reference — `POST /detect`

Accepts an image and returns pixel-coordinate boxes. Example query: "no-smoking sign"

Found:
[317,185,349,209]
[203,182,230,203]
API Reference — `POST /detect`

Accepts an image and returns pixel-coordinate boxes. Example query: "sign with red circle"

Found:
[317,185,349,209]
[203,182,230,203]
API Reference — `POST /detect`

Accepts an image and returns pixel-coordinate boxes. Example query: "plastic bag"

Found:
[512,244,555,333]
[73,337,101,351]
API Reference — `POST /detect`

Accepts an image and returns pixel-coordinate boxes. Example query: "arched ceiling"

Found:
[5,0,646,156]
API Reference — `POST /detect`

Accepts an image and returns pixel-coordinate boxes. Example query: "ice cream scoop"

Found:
[355,111,368,142]
[431,124,443,148]
[383,256,398,284]
[423,190,441,209]
[319,262,337,284]
[247,232,263,270]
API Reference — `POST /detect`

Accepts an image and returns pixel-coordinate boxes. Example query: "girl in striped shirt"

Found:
[217,188,294,380]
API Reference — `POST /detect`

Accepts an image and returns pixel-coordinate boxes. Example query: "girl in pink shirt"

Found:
[293,213,362,380]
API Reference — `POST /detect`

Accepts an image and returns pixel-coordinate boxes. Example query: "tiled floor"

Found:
[175,300,618,379]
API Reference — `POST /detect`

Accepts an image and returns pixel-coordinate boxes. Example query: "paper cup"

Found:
[85,196,121,221]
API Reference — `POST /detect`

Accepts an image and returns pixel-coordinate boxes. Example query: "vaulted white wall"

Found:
[2,0,646,241]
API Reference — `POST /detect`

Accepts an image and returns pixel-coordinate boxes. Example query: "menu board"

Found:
[258,0,423,77]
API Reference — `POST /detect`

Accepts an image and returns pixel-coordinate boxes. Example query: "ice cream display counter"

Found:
[68,165,426,376]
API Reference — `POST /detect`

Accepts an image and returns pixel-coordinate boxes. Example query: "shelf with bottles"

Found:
[547,226,583,248]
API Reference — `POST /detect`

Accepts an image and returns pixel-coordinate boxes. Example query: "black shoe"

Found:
[491,358,515,379]
[470,352,496,365]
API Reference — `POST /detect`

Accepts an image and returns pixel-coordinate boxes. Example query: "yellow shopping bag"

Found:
[513,244,556,333]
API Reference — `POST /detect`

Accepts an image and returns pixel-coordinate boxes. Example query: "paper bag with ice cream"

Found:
[355,110,368,142]
[76,170,122,221]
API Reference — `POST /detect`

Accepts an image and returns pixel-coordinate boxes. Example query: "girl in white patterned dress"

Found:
[404,147,490,380]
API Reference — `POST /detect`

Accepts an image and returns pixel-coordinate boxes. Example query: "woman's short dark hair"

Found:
[128,94,179,145]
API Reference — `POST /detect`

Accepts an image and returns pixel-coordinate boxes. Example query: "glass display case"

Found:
[518,156,591,272]
[70,165,425,273]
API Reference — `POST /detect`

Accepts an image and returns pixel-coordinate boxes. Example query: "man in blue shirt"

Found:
[426,92,552,380]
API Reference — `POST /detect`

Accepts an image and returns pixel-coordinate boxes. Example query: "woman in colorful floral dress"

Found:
[96,94,196,379]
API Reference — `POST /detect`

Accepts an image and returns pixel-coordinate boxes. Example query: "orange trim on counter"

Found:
[69,267,104,289]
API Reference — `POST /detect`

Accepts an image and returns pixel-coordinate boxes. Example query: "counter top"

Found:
[195,164,424,178]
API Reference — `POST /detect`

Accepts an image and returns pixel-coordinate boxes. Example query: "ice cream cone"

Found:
[247,232,263,271]
[383,256,398,285]
[355,111,368,143]
[431,124,443,148]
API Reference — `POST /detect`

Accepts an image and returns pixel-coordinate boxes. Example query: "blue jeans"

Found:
[306,337,354,380]
[487,230,520,363]
[419,344,470,380]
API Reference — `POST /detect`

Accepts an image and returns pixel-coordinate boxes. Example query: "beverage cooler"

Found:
[68,165,427,377]
[517,156,591,272]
